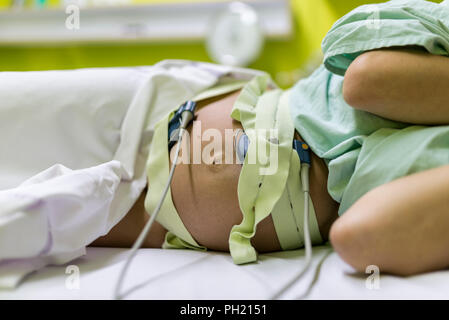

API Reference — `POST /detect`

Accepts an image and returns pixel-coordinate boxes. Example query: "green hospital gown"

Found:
[289,0,449,215]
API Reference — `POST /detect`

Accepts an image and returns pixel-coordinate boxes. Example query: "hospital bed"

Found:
[2,58,449,300]
[3,0,449,300]
[2,245,449,300]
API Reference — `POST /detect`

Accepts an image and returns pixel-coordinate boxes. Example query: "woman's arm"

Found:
[329,164,449,276]
[343,46,449,125]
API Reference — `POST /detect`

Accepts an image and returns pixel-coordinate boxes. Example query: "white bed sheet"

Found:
[1,245,448,300]
[0,61,267,289]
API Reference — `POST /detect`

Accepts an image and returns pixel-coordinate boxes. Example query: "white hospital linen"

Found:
[0,60,264,289]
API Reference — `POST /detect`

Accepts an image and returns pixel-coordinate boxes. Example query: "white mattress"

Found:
[1,245,448,300]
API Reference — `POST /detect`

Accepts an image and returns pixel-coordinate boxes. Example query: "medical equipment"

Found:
[114,99,313,300]
[272,141,312,299]
[114,101,197,300]
[227,75,322,265]
[235,132,314,299]
[114,74,319,300]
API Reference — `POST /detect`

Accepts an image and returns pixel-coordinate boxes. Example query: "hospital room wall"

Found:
[0,0,440,87]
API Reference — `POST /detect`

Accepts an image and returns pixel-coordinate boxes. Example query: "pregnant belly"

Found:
[91,89,340,251]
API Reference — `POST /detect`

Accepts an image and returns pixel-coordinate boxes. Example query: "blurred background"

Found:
[0,0,442,88]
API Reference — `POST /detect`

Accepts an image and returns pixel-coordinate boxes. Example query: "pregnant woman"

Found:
[94,45,449,277]
[1,1,448,287]
[95,0,449,277]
